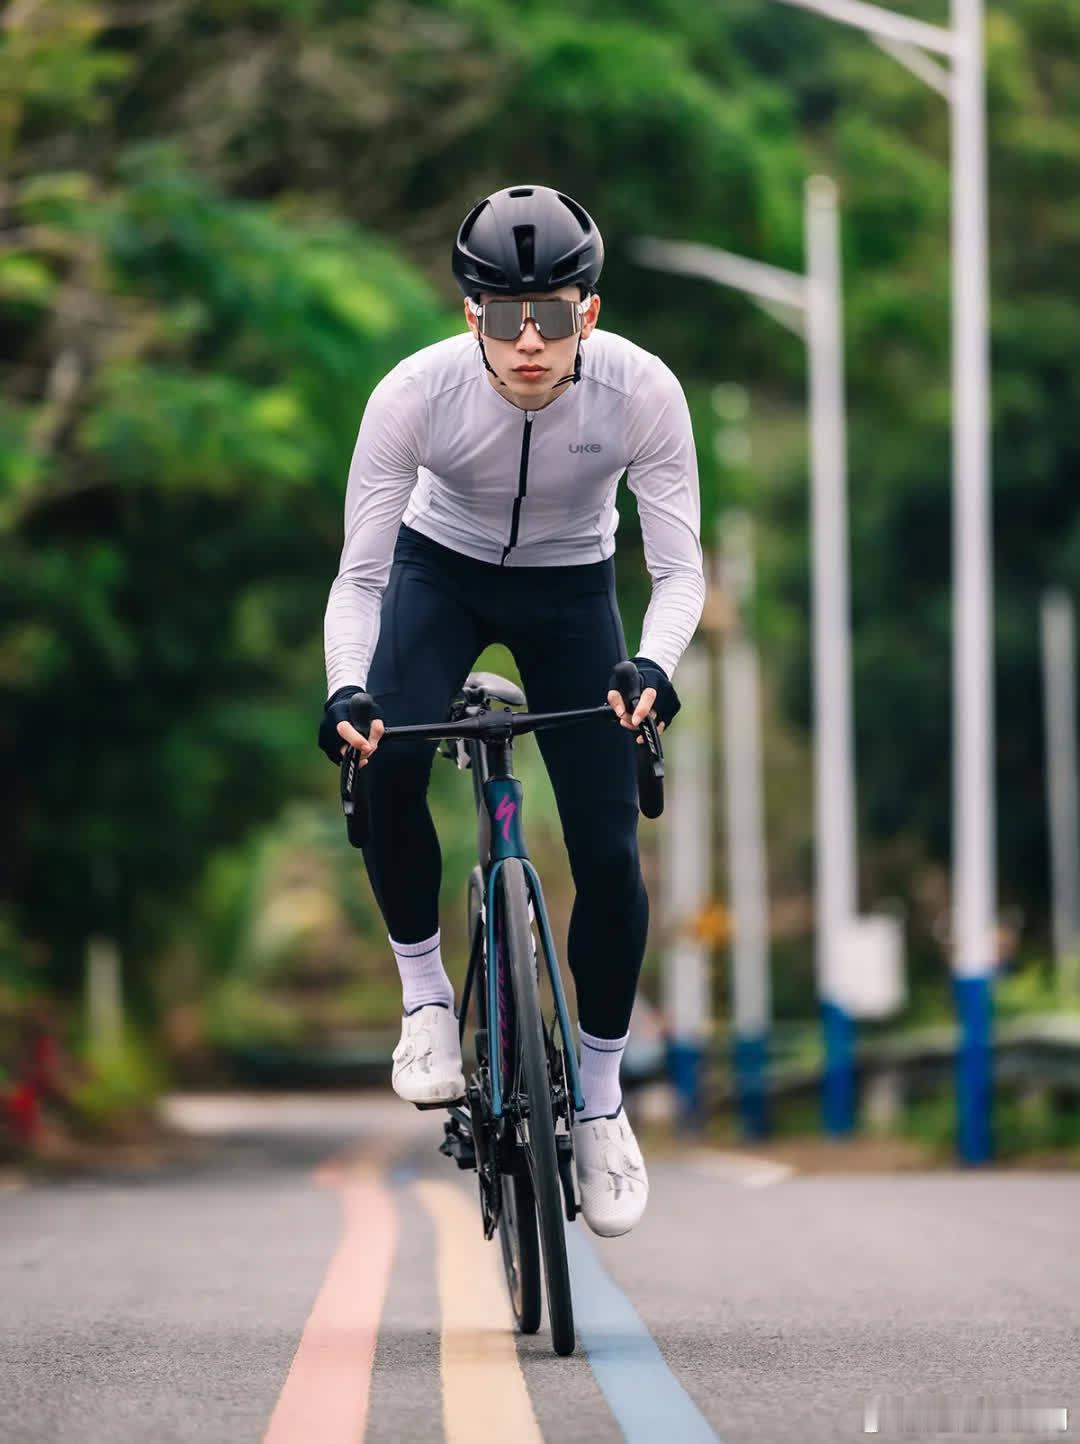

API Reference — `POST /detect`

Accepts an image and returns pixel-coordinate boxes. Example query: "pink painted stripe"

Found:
[263,1160,397,1444]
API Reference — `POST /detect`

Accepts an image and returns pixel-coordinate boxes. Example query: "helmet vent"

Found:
[509,187,534,198]
[558,194,591,230]
[550,248,587,281]
[513,225,536,282]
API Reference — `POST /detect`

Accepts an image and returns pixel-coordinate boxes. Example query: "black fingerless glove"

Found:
[318,685,382,764]
[609,656,681,728]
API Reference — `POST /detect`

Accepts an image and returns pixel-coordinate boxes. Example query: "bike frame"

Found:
[343,675,658,1128]
[461,731,585,1121]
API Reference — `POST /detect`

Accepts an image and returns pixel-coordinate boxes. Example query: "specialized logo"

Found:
[568,443,602,453]
[495,795,517,842]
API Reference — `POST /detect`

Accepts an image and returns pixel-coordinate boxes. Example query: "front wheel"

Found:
[471,866,542,1332]
[498,858,575,1356]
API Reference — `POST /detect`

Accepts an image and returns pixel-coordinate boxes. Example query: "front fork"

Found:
[483,858,585,1121]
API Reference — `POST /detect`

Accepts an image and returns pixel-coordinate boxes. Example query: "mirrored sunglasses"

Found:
[473,297,588,342]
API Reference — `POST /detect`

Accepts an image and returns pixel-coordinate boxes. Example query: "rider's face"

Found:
[465,286,601,409]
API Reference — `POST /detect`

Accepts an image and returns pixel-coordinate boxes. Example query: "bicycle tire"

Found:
[498,858,575,1356]
[498,1170,541,1333]
[468,869,542,1332]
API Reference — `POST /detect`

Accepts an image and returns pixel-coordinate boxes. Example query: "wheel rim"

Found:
[499,1176,523,1315]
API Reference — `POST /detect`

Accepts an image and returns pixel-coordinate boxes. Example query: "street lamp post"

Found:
[718,513,773,1138]
[1041,592,1080,996]
[772,0,995,1167]
[635,175,861,1136]
[661,644,713,1130]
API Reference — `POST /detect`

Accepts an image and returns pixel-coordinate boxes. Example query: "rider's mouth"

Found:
[514,366,547,378]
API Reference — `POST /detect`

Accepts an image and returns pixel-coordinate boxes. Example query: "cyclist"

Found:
[319,184,704,1237]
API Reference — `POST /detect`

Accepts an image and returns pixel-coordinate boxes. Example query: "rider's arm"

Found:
[324,368,426,695]
[624,358,706,681]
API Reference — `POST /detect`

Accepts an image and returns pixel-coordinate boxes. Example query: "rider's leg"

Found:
[363,528,485,1011]
[532,684,651,1236]
[502,557,651,1234]
[510,560,648,1100]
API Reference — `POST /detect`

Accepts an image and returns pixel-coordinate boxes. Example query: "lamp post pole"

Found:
[949,0,995,1166]
[1041,592,1080,996]
[806,178,859,1133]
[718,513,773,1138]
[771,0,994,1164]
[662,643,713,1130]
[635,173,860,1136]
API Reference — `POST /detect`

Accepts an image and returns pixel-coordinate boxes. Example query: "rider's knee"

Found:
[566,825,643,897]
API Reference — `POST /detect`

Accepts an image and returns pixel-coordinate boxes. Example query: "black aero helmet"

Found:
[452,184,604,299]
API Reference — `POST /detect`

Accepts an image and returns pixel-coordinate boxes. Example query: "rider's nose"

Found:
[516,320,544,354]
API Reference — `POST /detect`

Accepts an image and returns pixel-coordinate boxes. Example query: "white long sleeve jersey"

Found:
[324,328,705,695]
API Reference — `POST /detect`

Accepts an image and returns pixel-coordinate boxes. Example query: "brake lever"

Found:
[339,692,377,847]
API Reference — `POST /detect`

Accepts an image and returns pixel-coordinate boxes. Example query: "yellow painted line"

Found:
[262,1154,397,1444]
[414,1178,544,1444]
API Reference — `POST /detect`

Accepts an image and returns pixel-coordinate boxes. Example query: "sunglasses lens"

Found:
[479,301,524,341]
[479,299,582,341]
[531,300,579,339]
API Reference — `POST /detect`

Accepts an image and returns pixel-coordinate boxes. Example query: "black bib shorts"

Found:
[361,524,648,1039]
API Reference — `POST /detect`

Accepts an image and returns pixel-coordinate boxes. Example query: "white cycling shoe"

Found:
[572,1105,649,1238]
[391,1003,466,1107]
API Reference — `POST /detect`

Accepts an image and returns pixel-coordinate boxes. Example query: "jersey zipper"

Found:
[500,411,533,565]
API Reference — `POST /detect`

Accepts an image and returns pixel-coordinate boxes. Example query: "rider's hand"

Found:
[606,656,679,741]
[319,686,385,766]
[338,713,384,766]
[607,687,667,741]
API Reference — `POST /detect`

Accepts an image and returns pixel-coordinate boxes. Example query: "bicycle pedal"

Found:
[413,1096,466,1112]
[439,1120,477,1170]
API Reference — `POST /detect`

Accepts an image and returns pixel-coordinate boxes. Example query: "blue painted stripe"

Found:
[953,973,994,1165]
[733,1030,769,1140]
[388,1159,419,1188]
[565,1227,721,1443]
[821,999,856,1136]
[667,1037,705,1131]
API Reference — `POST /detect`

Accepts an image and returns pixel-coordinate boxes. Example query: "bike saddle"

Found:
[463,671,526,708]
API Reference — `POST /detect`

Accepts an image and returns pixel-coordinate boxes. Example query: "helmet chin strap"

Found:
[476,333,500,379]
[567,342,584,386]
[475,336,583,394]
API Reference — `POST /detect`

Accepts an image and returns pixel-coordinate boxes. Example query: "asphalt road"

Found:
[2,1093,1078,1443]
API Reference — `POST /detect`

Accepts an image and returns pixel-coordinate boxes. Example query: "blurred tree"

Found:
[1,11,450,998]
[3,0,1080,1037]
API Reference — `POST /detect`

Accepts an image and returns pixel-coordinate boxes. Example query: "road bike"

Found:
[339,662,663,1356]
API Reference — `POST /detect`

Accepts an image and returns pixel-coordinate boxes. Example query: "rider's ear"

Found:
[580,292,600,339]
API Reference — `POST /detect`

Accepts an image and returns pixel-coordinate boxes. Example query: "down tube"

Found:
[521,860,586,1114]
[485,859,506,1118]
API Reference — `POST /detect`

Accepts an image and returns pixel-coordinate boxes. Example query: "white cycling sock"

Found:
[391,930,455,1014]
[577,1025,630,1121]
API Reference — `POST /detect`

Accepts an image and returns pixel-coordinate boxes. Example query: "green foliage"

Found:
[2,139,450,994]
[3,0,1079,1058]
[70,1026,168,1129]
[903,1085,1080,1163]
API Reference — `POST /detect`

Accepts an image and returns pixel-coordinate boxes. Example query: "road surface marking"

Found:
[414,1177,543,1444]
[262,1157,397,1444]
[565,1226,722,1444]
[689,1150,795,1188]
